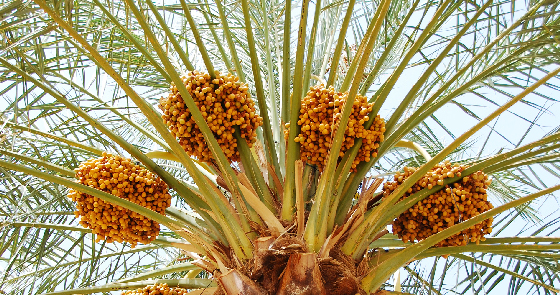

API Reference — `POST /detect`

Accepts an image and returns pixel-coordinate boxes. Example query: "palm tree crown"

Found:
[0,0,559,294]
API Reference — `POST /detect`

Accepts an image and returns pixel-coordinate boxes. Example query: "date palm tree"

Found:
[1,0,560,294]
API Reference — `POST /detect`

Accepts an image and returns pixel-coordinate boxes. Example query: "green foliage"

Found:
[0,0,559,294]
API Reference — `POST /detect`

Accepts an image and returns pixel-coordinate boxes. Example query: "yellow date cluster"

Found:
[122,284,190,295]
[383,162,493,247]
[68,153,171,247]
[285,84,385,171]
[160,70,263,163]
